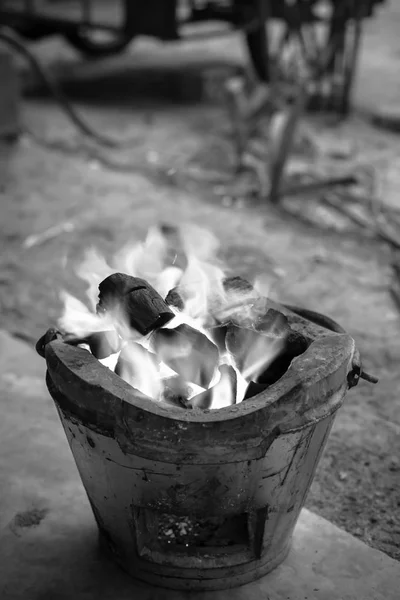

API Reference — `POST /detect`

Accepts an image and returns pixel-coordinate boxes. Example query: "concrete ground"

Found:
[1,329,399,600]
[1,0,400,572]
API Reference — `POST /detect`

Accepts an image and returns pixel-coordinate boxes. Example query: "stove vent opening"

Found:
[133,508,259,568]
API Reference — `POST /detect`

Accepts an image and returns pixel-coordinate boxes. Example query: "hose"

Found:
[0,27,132,148]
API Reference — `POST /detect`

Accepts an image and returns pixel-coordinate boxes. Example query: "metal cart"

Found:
[0,1,387,114]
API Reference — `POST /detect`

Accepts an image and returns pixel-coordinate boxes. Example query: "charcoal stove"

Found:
[41,298,359,591]
[36,223,378,590]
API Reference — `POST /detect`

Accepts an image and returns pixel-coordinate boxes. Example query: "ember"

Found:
[53,224,292,410]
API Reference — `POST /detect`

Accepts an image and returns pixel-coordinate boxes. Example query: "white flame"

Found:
[178,256,226,325]
[117,342,161,400]
[99,352,120,372]
[58,291,114,337]
[155,266,183,298]
[58,224,286,410]
[179,224,220,261]
[224,356,248,405]
[210,368,234,410]
[112,226,167,286]
[76,248,114,311]
[241,335,285,381]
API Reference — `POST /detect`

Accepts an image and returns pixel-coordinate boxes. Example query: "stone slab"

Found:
[0,330,399,600]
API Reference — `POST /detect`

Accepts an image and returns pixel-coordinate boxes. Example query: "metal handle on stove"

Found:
[283,304,379,389]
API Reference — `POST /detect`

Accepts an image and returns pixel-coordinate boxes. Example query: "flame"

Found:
[241,334,286,381]
[116,342,161,400]
[99,352,120,372]
[58,291,114,337]
[76,248,114,311]
[209,367,234,410]
[212,354,248,408]
[112,226,166,285]
[178,256,226,325]
[58,224,286,409]
[179,224,220,261]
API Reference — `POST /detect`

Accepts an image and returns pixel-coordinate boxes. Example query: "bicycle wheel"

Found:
[63,0,135,57]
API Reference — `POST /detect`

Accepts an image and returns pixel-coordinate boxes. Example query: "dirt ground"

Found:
[1,1,400,562]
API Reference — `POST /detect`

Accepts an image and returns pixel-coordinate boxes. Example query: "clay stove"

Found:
[36,226,372,591]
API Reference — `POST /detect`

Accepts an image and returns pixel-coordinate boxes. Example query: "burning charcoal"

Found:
[85,330,121,359]
[35,328,63,358]
[186,365,237,409]
[165,287,184,311]
[257,331,309,386]
[98,273,174,336]
[152,324,219,388]
[161,376,190,408]
[226,309,289,372]
[207,324,228,353]
[243,381,269,401]
[253,308,289,335]
[115,342,159,381]
[62,330,121,359]
[223,276,254,294]
[215,294,268,328]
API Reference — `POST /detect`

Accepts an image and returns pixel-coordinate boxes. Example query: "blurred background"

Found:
[1,0,400,564]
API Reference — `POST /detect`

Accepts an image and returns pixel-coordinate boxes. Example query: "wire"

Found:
[0,27,133,148]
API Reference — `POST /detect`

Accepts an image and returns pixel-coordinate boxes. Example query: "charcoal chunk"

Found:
[243,381,269,401]
[257,331,309,386]
[223,276,254,294]
[86,330,121,359]
[226,309,289,371]
[152,324,219,388]
[98,273,174,336]
[253,308,289,335]
[115,342,159,381]
[187,365,237,409]
[165,287,185,311]
[207,324,228,353]
[161,376,190,408]
[62,330,121,359]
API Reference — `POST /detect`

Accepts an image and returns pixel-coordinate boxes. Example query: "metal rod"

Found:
[268,87,308,204]
[82,0,92,28]
[0,10,122,34]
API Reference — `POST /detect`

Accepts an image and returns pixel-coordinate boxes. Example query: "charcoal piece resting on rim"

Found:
[152,324,219,389]
[215,294,266,328]
[253,308,289,335]
[186,365,237,409]
[97,273,174,336]
[63,330,121,359]
[85,330,121,359]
